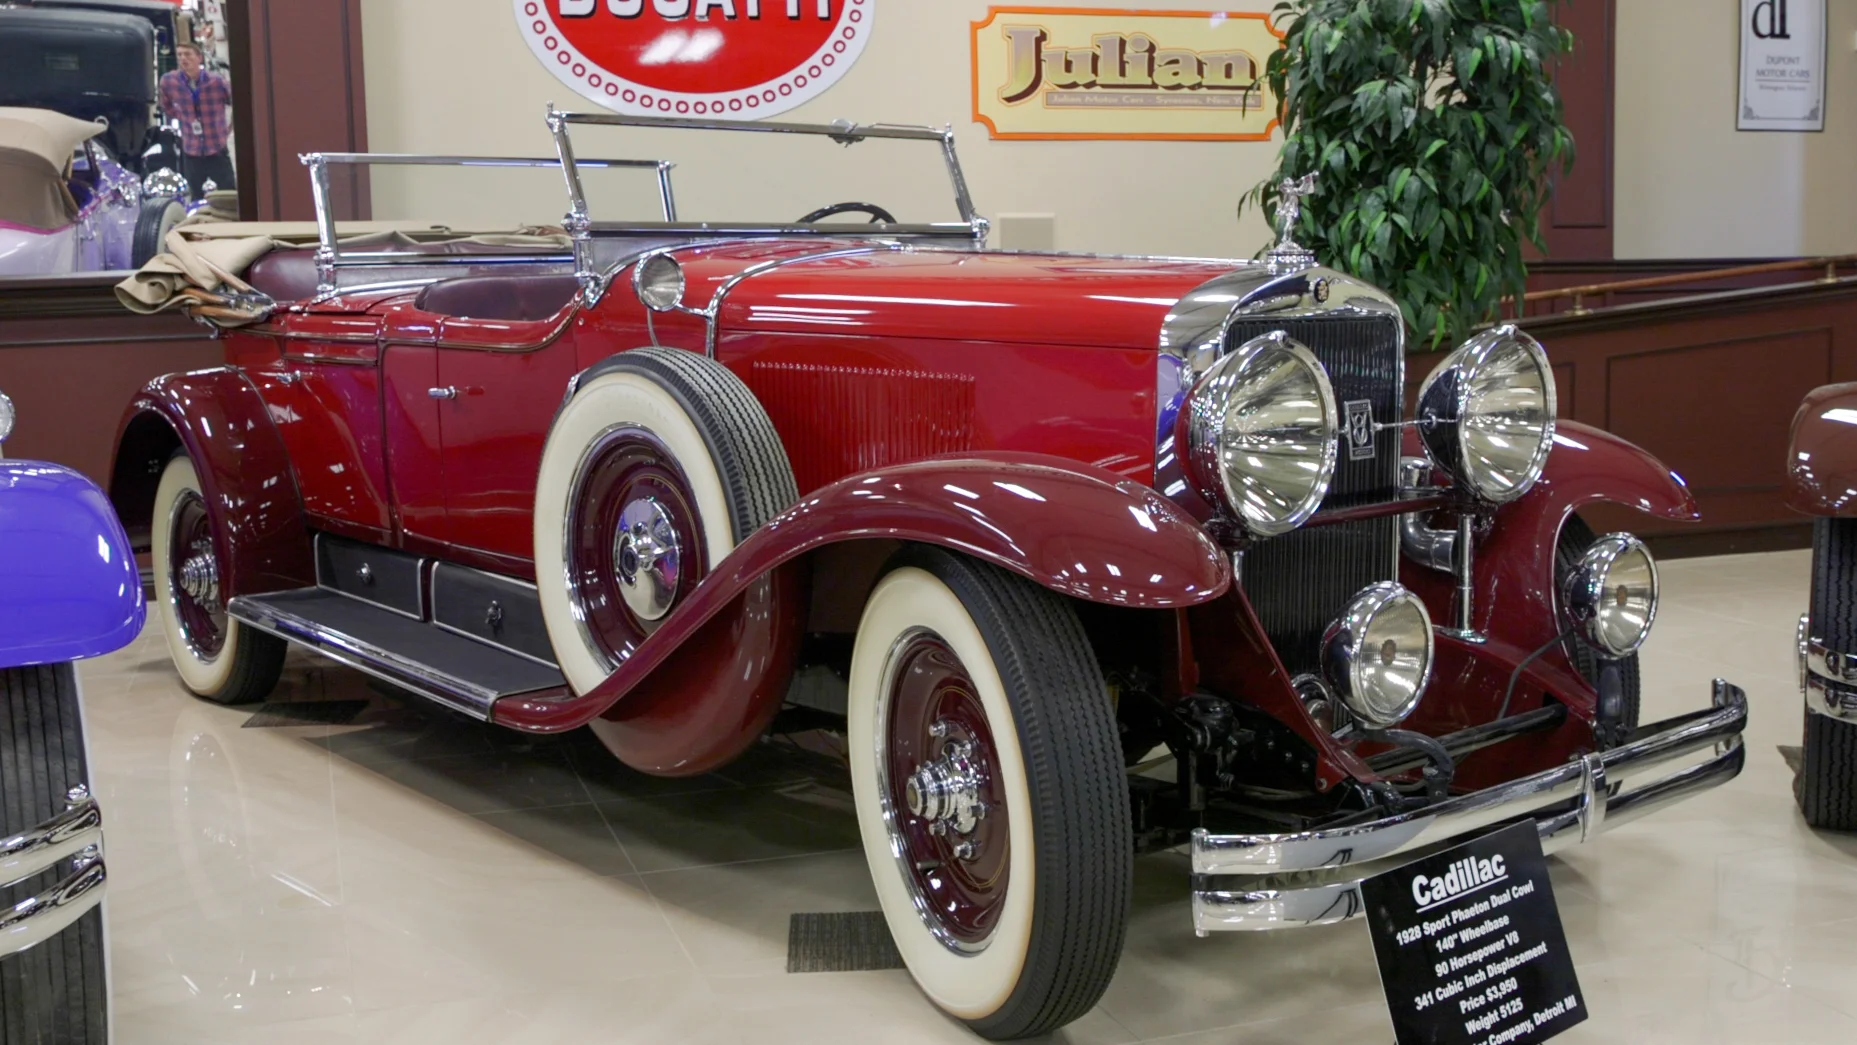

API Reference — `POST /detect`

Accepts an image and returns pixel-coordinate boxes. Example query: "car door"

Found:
[379,307,447,551]
[430,310,582,573]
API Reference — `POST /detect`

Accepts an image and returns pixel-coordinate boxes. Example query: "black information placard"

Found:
[1361,822,1586,1045]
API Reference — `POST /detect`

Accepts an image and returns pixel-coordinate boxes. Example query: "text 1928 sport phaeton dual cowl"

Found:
[109,110,1749,1038]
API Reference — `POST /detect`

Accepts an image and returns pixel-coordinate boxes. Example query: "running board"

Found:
[227,588,566,720]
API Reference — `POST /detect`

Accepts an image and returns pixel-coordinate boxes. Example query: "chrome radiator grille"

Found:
[1228,314,1403,674]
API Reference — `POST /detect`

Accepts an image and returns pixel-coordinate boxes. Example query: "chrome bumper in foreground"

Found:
[1189,679,1748,934]
[0,789,106,959]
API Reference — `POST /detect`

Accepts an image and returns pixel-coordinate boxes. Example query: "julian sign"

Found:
[516,0,872,118]
[972,7,1284,141]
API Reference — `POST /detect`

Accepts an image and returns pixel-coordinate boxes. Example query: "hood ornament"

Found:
[1267,172,1319,273]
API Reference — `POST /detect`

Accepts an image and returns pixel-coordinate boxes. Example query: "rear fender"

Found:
[495,453,1231,735]
[0,462,145,667]
[1786,382,1857,516]
[109,368,313,598]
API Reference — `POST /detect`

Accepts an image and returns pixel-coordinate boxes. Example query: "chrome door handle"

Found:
[428,386,458,400]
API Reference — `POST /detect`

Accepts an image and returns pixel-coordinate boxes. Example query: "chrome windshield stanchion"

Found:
[302,152,339,297]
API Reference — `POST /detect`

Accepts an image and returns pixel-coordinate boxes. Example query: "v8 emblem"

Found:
[1344,400,1376,461]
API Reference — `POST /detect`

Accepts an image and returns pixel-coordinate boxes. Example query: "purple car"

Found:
[0,387,145,1044]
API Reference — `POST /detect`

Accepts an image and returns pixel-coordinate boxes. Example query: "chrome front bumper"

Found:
[1,789,106,959]
[1189,679,1748,934]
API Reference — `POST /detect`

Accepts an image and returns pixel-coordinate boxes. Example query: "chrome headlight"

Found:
[142,166,187,199]
[0,390,14,446]
[1562,533,1659,657]
[633,253,687,313]
[1181,331,1339,536]
[1323,582,1434,729]
[1417,325,1557,503]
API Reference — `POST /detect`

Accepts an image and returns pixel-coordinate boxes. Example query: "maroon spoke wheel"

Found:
[150,455,284,704]
[849,548,1131,1041]
[564,425,708,670]
[881,631,1012,951]
[166,488,225,660]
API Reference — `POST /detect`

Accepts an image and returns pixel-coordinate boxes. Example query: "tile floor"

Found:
[78,549,1854,1044]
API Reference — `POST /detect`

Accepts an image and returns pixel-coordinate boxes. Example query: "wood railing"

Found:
[1514,254,1857,317]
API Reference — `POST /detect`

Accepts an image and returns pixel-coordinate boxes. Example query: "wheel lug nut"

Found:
[952,841,976,861]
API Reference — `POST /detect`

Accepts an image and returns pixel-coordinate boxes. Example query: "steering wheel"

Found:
[798,201,898,225]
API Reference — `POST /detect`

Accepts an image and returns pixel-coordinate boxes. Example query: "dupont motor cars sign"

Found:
[971,7,1284,140]
[515,0,872,118]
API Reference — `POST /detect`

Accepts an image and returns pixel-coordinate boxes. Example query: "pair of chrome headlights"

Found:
[1313,533,1660,733]
[1180,324,1561,537]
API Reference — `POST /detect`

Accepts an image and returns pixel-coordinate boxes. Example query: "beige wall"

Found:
[1615,0,1857,258]
[358,0,1283,257]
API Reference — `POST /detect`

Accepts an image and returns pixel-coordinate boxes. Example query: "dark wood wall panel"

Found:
[1412,280,1857,539]
[1605,329,1832,527]
[228,0,370,223]
[1542,0,1616,260]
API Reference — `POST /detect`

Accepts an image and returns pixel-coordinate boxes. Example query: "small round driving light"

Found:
[0,391,14,445]
[1322,582,1434,729]
[1417,325,1557,503]
[1562,533,1659,657]
[633,253,687,313]
[1181,330,1339,536]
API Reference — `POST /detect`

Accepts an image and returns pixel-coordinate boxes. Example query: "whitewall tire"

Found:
[150,455,283,704]
[533,348,796,696]
[848,548,1130,1040]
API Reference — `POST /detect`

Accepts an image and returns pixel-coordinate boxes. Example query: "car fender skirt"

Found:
[494,454,1231,734]
[110,368,313,599]
[1786,382,1857,516]
[0,462,146,667]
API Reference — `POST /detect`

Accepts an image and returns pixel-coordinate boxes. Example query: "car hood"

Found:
[693,244,1243,351]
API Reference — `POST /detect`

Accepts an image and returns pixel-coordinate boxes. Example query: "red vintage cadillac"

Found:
[109,110,1748,1038]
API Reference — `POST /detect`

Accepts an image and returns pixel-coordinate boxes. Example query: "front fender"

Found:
[1442,420,1695,675]
[496,453,1231,733]
[1786,382,1857,516]
[0,461,145,667]
[109,368,313,599]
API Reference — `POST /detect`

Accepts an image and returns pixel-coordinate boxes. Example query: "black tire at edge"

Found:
[1801,518,1857,830]
[888,546,1132,1041]
[1554,513,1642,733]
[0,663,106,1045]
[131,198,183,269]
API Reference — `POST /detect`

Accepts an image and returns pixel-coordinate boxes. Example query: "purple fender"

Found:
[1786,382,1857,517]
[109,368,314,598]
[0,461,145,668]
[494,453,1232,742]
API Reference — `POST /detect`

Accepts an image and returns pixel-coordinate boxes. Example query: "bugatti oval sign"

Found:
[515,0,873,118]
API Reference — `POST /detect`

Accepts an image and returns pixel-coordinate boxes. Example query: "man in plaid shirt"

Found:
[157,43,235,201]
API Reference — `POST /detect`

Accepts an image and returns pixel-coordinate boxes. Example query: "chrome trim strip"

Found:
[700,243,909,357]
[227,595,500,720]
[1190,679,1748,932]
[0,852,105,960]
[1191,678,1748,876]
[0,797,101,891]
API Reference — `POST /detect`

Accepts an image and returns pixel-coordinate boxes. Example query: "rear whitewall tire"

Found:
[150,455,283,704]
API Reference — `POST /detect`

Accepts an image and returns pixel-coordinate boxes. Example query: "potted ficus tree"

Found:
[1247,0,1577,349]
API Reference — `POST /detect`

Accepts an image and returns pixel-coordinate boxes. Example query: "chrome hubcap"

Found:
[613,496,681,621]
[178,545,219,607]
[904,721,988,849]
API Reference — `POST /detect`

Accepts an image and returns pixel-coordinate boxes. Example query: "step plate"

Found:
[228,588,565,720]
